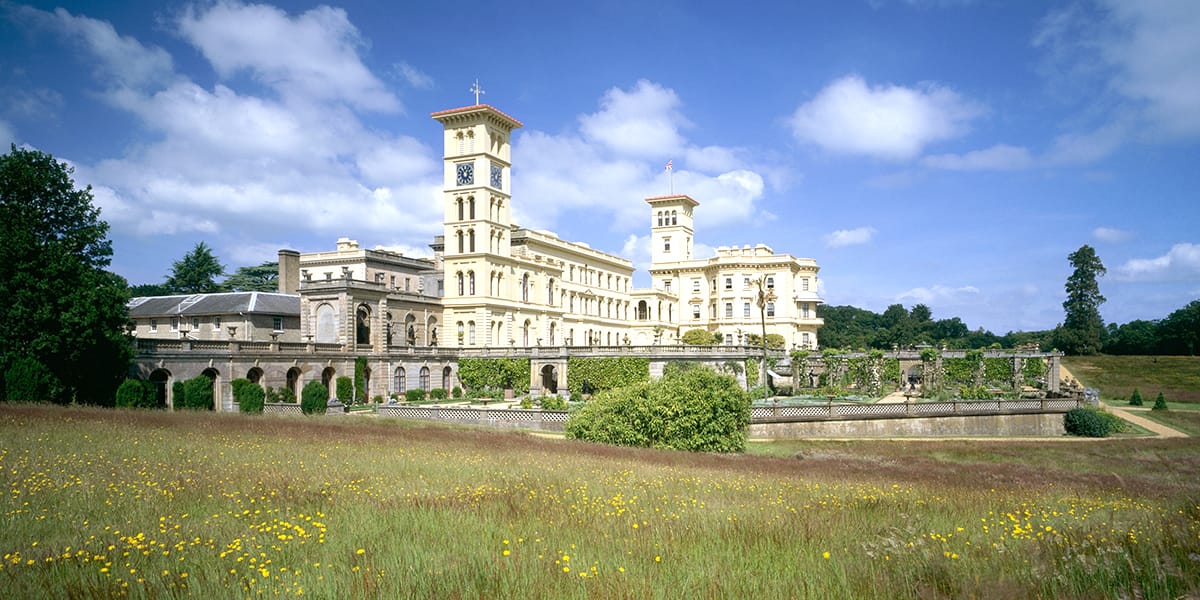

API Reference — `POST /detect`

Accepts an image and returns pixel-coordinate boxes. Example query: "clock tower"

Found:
[431,102,523,345]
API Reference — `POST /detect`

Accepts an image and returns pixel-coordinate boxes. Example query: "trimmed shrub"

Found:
[565,366,750,452]
[1128,389,1144,406]
[569,390,583,404]
[566,357,649,393]
[179,375,214,410]
[451,386,463,399]
[405,389,426,402]
[1064,407,1119,437]
[4,356,56,403]
[519,396,533,409]
[278,386,296,403]
[115,378,157,409]
[1153,392,1168,411]
[430,388,448,401]
[172,381,185,406]
[764,333,785,349]
[681,329,715,345]
[457,358,530,394]
[540,395,567,410]
[300,380,328,415]
[232,379,265,414]
[372,395,384,404]
[336,376,353,402]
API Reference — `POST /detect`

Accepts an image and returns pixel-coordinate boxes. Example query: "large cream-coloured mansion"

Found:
[131,103,823,351]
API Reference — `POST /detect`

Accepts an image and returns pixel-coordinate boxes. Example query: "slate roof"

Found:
[128,292,301,317]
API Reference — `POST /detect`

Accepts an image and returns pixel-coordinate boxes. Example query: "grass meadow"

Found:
[2,404,1198,599]
[1064,356,1200,405]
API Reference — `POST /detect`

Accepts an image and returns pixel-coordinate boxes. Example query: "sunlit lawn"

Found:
[2,404,1198,599]
[1064,355,1200,404]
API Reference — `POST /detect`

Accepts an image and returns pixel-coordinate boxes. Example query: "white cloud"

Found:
[513,80,769,236]
[788,75,983,160]
[1101,1,1200,139]
[393,61,434,90]
[895,284,981,304]
[578,80,688,158]
[823,226,877,248]
[15,5,173,90]
[1044,118,1131,165]
[922,144,1034,171]
[177,1,399,112]
[1093,227,1133,243]
[1114,243,1200,282]
[0,119,14,148]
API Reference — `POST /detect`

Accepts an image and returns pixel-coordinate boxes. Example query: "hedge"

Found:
[457,358,530,394]
[115,378,158,409]
[300,381,328,415]
[566,357,649,393]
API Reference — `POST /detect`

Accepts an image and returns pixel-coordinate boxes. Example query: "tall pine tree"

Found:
[1056,245,1106,355]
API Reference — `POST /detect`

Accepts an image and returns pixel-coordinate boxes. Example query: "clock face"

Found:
[456,163,474,186]
[490,163,502,188]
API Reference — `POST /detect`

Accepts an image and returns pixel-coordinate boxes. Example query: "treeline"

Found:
[129,242,279,296]
[818,300,1199,356]
[817,303,1050,351]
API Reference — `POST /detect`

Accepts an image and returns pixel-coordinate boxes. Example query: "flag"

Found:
[665,160,673,171]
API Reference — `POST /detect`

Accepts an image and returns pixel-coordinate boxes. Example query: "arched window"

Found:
[468,197,476,219]
[419,367,430,391]
[442,366,452,390]
[456,230,464,253]
[468,271,476,295]
[547,279,554,305]
[468,321,476,345]
[356,305,371,345]
[468,229,475,252]
[457,198,464,221]
[457,321,464,345]
[521,274,529,303]
[549,322,557,345]
[671,210,677,225]
[456,132,464,155]
[522,320,531,346]
[456,272,464,296]
[394,367,406,393]
[657,211,663,226]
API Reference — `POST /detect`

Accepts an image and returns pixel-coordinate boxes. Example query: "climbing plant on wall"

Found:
[566,357,649,393]
[457,358,531,394]
[1022,357,1047,387]
[983,357,1012,387]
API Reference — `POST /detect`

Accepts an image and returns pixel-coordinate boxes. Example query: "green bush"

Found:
[405,389,426,402]
[3,355,56,403]
[179,375,214,410]
[519,396,533,409]
[566,357,649,393]
[1153,392,1168,411]
[569,390,583,403]
[540,395,567,410]
[372,395,384,404]
[764,333,785,349]
[958,385,993,400]
[1128,389,1144,406]
[457,358,530,394]
[232,378,265,414]
[300,381,328,415]
[336,376,353,402]
[172,381,185,406]
[451,387,463,399]
[662,361,699,378]
[115,378,157,409]
[565,366,750,452]
[681,329,715,345]
[1064,407,1119,437]
[430,388,448,401]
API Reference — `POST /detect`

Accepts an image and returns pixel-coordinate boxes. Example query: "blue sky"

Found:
[2,0,1197,334]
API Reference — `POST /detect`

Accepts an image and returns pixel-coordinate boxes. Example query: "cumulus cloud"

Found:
[513,80,768,237]
[1114,243,1200,282]
[823,226,877,248]
[922,144,1034,171]
[177,1,399,112]
[788,75,983,160]
[1093,227,1133,243]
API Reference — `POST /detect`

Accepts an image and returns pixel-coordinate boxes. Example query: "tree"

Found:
[681,329,716,345]
[165,242,225,294]
[0,145,131,405]
[221,261,279,292]
[1056,245,1106,355]
[1158,300,1200,356]
[128,282,172,297]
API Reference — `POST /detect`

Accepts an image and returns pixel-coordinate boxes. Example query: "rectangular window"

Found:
[273,316,284,331]
[663,236,671,252]
[691,304,700,319]
[802,303,810,319]
[149,319,157,333]
[802,278,810,291]
[663,280,672,292]
[724,303,733,318]
[192,317,200,330]
[213,316,221,331]
[766,276,775,289]
[405,278,411,292]
[802,332,811,348]
[766,302,775,317]
[743,277,751,290]
[170,317,179,332]
[692,279,700,292]
[743,302,751,318]
[724,277,732,290]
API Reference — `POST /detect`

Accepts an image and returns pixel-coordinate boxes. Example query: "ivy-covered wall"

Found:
[456,358,531,394]
[566,357,650,392]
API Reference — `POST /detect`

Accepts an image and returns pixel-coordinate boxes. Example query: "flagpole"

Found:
[666,159,674,195]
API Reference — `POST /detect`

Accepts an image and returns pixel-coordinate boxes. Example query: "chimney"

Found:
[278,249,300,294]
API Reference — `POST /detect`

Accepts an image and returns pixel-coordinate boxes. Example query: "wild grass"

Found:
[2,404,1198,599]
[1064,355,1200,404]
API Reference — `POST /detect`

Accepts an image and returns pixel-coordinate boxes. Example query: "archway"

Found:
[442,366,452,392]
[246,367,263,386]
[427,316,438,346]
[286,367,302,401]
[321,367,336,400]
[540,365,558,394]
[201,367,220,411]
[356,305,371,346]
[149,368,171,409]
[404,314,417,346]
[315,303,337,343]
